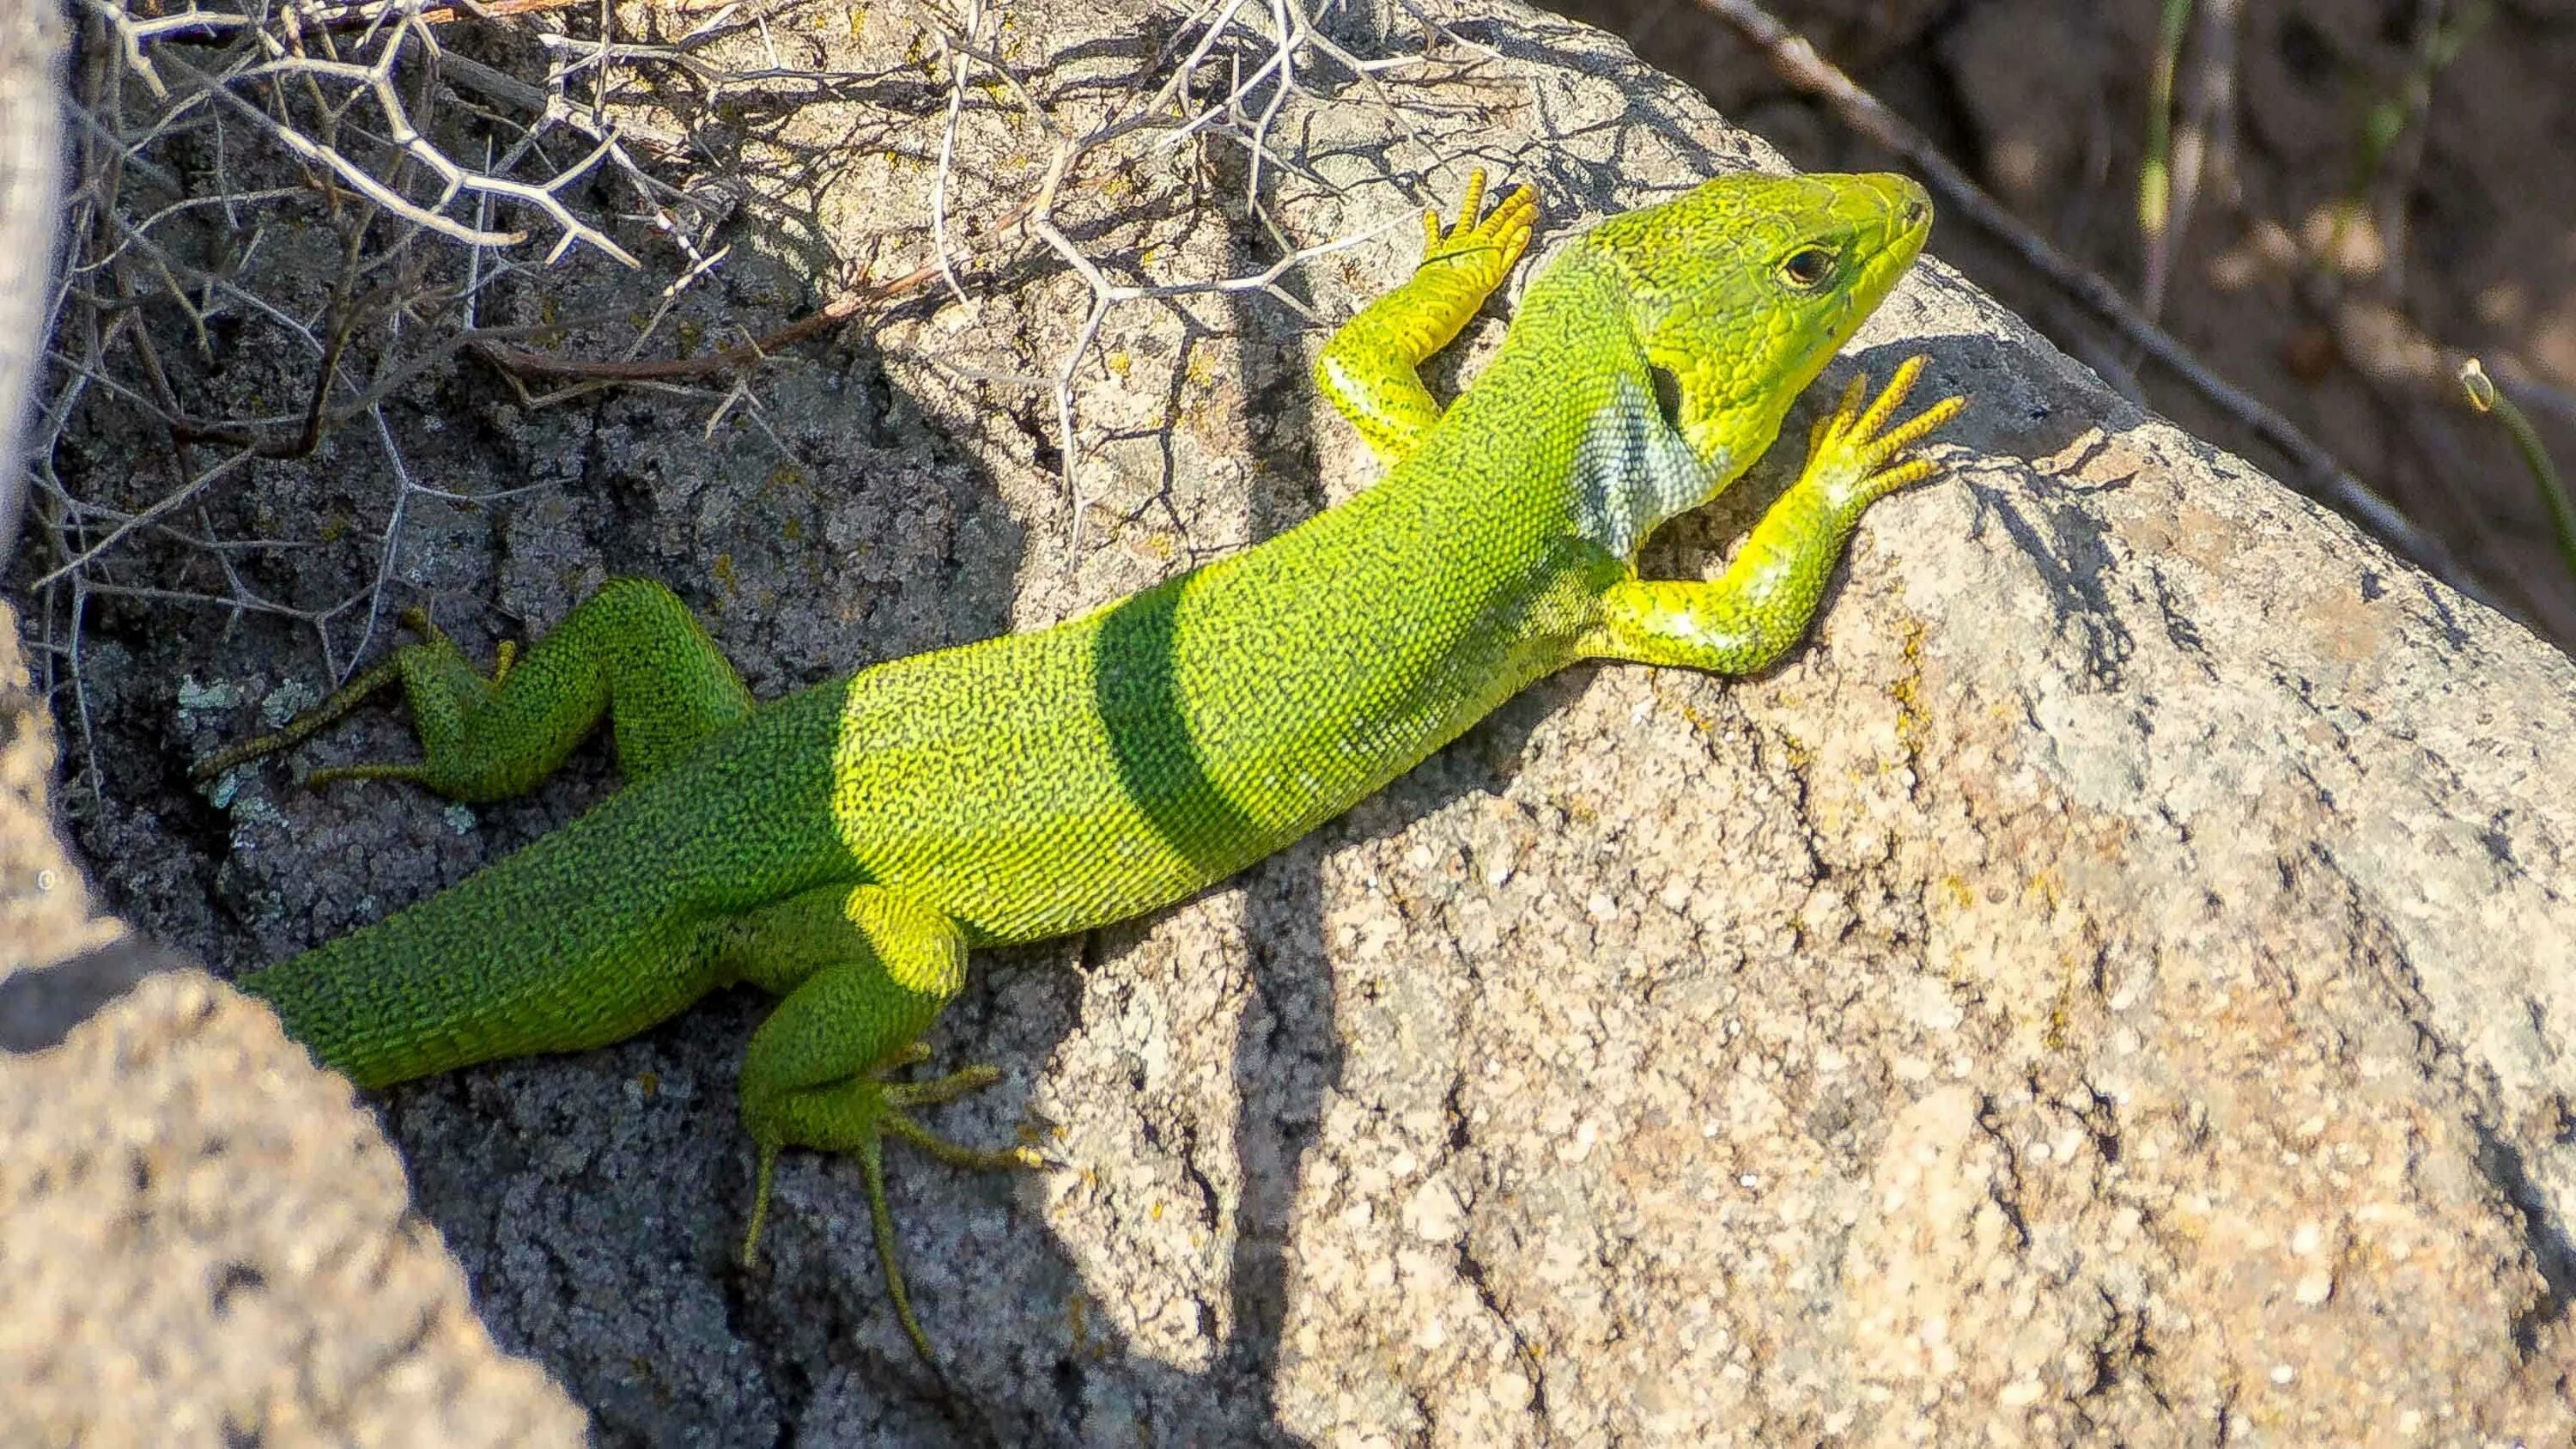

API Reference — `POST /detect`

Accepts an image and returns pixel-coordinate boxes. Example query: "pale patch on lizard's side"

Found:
[1570,371,1723,561]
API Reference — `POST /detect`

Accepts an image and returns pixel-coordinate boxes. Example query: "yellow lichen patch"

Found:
[2024,866,2065,912]
[1645,671,1722,737]
[1123,529,1181,563]
[2042,984,2075,1053]
[1890,618,1931,763]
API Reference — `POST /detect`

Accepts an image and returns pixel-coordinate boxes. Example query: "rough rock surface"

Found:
[14,0,2576,1444]
[2,9,577,1440]
[0,0,61,559]
[0,604,587,1447]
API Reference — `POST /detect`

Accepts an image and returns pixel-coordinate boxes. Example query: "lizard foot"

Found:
[1798,354,1965,514]
[741,1044,1049,1368]
[1419,167,1540,289]
[194,606,516,788]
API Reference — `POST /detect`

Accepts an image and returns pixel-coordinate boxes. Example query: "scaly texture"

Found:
[210,170,1961,1364]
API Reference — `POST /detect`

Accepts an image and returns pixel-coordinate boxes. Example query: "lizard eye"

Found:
[1777,245,1838,290]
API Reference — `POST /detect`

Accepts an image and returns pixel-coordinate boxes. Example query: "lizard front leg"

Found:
[722,884,1046,1369]
[1584,357,1965,673]
[1315,168,1540,466]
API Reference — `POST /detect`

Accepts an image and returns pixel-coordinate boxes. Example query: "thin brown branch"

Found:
[471,265,939,381]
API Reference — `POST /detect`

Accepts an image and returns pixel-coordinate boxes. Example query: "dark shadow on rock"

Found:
[0,933,197,1052]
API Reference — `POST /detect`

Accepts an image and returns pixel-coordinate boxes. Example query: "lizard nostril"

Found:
[1900,198,1929,232]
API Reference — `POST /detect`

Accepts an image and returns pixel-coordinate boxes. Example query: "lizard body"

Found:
[202,170,1962,1363]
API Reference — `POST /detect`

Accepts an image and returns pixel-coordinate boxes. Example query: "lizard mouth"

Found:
[1849,178,1934,309]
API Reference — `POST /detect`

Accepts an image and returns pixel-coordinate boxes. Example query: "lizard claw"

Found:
[1800,354,1965,512]
[1419,167,1540,286]
[739,1056,1051,1370]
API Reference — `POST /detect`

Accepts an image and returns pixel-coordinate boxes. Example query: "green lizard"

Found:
[198,168,1962,1366]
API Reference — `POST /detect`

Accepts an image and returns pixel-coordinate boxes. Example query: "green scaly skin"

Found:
[203,170,1964,1367]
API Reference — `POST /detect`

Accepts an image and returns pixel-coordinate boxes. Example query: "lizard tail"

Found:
[241,685,857,1087]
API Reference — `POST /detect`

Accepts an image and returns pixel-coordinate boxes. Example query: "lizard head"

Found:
[1581,170,1933,480]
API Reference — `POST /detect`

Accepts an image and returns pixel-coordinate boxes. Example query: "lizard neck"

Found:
[1398,259,1723,565]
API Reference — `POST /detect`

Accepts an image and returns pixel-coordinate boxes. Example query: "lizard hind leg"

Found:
[727,885,1047,1369]
[194,578,756,802]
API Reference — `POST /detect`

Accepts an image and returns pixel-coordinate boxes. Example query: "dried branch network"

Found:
[909,0,1448,550]
[25,0,727,796]
[18,0,1482,801]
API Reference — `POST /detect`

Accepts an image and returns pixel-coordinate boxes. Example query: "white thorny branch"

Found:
[28,0,1475,799]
